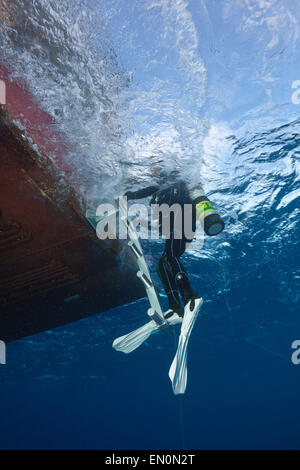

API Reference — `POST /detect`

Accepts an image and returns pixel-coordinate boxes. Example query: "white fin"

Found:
[112,310,183,354]
[169,297,203,395]
[164,311,183,327]
[112,320,158,354]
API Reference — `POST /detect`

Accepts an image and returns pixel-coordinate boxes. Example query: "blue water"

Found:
[0,202,299,449]
[1,0,300,449]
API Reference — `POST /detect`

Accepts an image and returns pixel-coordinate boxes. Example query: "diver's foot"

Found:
[165,305,184,319]
[185,292,199,311]
[173,306,184,317]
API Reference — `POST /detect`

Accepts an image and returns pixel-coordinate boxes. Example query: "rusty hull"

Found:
[0,106,144,342]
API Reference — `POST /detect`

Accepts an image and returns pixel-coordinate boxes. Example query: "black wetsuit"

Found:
[125,182,197,313]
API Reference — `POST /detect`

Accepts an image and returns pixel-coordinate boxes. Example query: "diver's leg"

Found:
[158,234,195,312]
[167,236,195,306]
[158,246,182,312]
[173,199,198,306]
[157,192,196,311]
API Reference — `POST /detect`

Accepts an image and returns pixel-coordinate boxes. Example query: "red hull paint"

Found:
[0,62,73,175]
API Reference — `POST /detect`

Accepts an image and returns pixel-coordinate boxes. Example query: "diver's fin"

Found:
[112,320,158,354]
[169,297,203,395]
[87,196,166,327]
[112,310,183,354]
[118,197,166,324]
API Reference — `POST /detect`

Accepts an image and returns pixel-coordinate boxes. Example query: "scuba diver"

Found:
[86,173,225,394]
[124,180,225,317]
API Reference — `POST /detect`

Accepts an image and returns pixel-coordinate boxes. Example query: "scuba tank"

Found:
[187,183,225,236]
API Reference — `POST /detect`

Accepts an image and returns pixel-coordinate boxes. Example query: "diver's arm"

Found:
[124,186,159,201]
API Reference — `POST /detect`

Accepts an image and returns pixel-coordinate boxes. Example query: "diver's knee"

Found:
[175,272,188,284]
